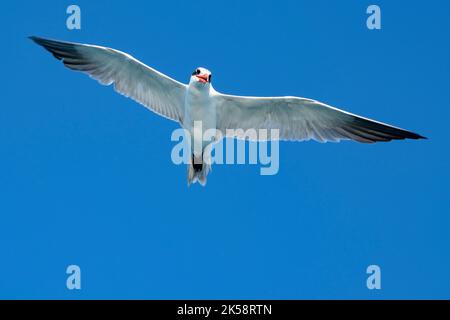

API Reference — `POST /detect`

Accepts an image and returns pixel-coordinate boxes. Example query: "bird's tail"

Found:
[187,154,210,187]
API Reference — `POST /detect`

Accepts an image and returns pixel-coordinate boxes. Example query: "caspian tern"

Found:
[30,36,426,186]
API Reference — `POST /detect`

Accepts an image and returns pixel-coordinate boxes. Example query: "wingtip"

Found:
[399,128,427,141]
[29,36,56,46]
[412,132,428,140]
[29,35,44,45]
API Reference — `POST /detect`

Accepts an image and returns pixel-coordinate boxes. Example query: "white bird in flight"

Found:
[30,36,425,186]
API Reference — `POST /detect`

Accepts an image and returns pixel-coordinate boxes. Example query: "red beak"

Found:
[196,74,209,83]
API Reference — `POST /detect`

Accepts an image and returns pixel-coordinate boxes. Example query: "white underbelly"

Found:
[184,95,216,156]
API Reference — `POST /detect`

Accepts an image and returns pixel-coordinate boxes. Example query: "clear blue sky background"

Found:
[0,0,449,299]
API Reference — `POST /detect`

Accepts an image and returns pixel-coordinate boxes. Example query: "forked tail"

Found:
[187,154,210,186]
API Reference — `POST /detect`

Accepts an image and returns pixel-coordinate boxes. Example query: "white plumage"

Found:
[30,36,425,186]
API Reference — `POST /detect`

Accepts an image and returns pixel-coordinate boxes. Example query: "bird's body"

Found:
[184,74,217,185]
[30,36,426,186]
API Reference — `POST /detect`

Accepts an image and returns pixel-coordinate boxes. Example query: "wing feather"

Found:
[214,93,425,143]
[30,36,186,122]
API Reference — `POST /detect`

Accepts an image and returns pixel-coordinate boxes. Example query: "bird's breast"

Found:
[184,87,216,132]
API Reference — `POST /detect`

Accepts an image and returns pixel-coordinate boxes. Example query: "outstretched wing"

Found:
[30,36,186,122]
[215,93,425,143]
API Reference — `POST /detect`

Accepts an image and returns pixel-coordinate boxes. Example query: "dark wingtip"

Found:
[409,132,427,140]
[28,36,69,61]
[29,35,42,43]
[29,36,48,47]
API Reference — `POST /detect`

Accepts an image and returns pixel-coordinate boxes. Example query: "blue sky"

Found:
[0,0,449,299]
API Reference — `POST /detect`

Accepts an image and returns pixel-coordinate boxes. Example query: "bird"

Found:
[30,36,426,186]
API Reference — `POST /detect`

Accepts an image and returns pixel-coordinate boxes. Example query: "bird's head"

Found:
[190,67,212,85]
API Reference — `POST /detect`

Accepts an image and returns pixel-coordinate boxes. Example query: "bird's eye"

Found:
[208,75,212,82]
[196,69,201,75]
